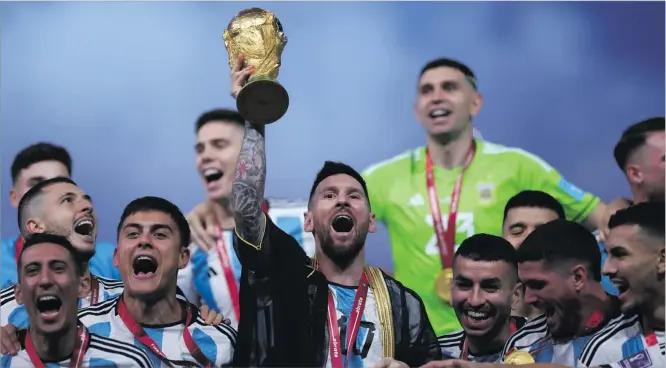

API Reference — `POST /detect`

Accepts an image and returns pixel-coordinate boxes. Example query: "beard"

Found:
[315,219,369,271]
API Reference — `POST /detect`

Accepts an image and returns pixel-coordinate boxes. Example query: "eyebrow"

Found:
[123,223,173,233]
[58,191,93,204]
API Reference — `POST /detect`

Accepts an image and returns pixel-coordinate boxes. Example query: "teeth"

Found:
[137,256,153,262]
[465,310,489,319]
[204,169,221,176]
[77,219,93,226]
[430,109,450,118]
[38,296,57,302]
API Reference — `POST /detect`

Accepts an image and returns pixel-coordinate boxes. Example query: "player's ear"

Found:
[78,273,91,299]
[178,246,191,270]
[14,284,23,305]
[368,212,376,233]
[113,248,120,268]
[304,211,314,233]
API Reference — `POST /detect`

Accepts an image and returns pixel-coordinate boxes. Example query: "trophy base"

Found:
[236,78,289,125]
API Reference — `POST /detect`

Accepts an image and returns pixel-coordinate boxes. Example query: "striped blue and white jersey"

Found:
[501,314,604,366]
[1,235,120,289]
[579,313,665,368]
[177,198,314,327]
[78,295,236,368]
[1,275,124,328]
[438,317,526,362]
[1,329,153,367]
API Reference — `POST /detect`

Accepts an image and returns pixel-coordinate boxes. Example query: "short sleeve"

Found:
[516,150,601,223]
[362,166,387,222]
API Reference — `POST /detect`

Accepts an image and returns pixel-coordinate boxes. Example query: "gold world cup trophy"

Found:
[223,8,289,125]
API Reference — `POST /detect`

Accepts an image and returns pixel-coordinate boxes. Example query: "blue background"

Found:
[1,2,664,270]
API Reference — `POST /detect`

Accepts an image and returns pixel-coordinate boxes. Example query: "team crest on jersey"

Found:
[476,183,494,204]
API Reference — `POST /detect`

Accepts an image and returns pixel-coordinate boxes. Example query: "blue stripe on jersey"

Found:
[191,249,219,312]
[330,285,370,367]
[276,216,303,245]
[572,335,590,366]
[193,328,218,364]
[531,338,555,363]
[1,354,11,367]
[88,358,116,367]
[1,236,19,289]
[7,305,29,328]
[622,335,646,358]
[89,322,112,339]
[137,327,165,368]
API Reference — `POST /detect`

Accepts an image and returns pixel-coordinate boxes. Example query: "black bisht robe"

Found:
[232,215,442,367]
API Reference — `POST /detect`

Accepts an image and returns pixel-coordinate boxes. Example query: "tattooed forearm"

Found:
[231,122,267,245]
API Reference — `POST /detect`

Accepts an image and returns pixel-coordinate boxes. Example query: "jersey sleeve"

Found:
[514,149,601,223]
[361,165,388,222]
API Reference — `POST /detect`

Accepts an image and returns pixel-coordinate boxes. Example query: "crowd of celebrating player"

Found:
[0,54,663,368]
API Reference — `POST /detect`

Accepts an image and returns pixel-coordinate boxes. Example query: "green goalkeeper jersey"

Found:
[361,140,600,335]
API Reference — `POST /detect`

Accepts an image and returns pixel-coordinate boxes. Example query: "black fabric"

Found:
[232,215,441,367]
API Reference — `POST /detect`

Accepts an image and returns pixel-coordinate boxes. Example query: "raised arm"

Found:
[231,121,267,245]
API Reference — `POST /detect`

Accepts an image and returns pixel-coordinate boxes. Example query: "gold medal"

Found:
[435,268,454,303]
[504,351,536,365]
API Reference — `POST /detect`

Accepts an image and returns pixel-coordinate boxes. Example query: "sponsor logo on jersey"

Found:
[476,183,494,204]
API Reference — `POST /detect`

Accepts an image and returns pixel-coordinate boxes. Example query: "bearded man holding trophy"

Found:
[223,8,441,368]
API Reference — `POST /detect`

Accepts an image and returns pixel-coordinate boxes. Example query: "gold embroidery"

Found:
[365,265,395,358]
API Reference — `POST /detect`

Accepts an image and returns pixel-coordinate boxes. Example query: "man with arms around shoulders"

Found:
[177,107,314,328]
[77,196,236,367]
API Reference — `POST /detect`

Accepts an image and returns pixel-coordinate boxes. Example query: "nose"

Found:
[467,287,486,308]
[37,268,54,288]
[601,257,615,277]
[198,144,214,163]
[77,200,93,215]
[335,197,350,208]
[137,232,154,249]
[523,287,538,305]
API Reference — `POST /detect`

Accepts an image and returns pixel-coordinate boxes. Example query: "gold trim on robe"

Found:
[311,258,395,358]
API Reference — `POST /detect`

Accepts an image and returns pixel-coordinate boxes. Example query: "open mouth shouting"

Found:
[202,168,224,190]
[132,255,159,279]
[73,216,96,242]
[331,214,355,235]
[36,294,63,322]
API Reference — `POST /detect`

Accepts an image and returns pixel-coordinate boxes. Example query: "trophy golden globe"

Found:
[223,8,289,125]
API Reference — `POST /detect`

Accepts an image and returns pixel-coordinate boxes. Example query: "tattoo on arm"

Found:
[231,122,267,245]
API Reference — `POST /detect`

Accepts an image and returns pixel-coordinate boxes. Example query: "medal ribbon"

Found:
[14,237,24,264]
[460,317,518,360]
[89,276,100,306]
[118,297,213,367]
[327,272,370,368]
[425,141,476,269]
[25,323,90,368]
[215,224,241,322]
